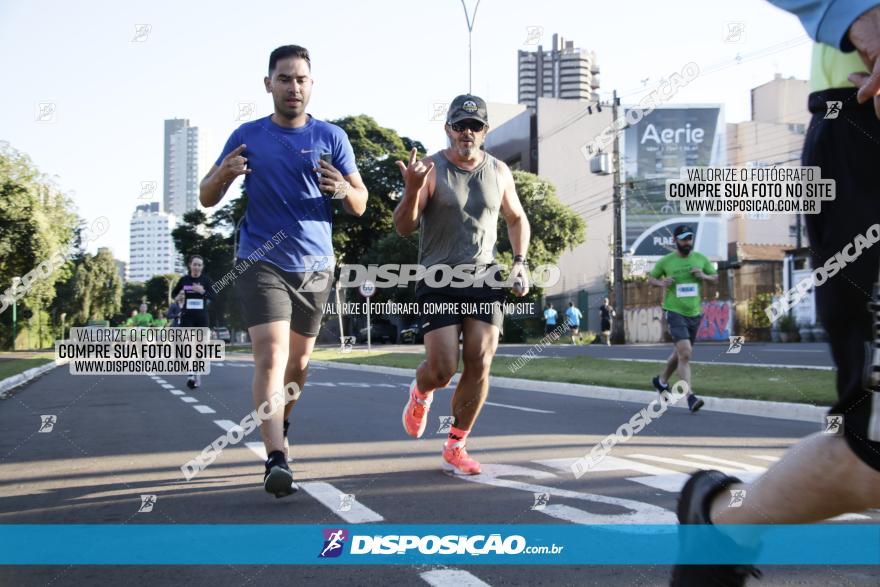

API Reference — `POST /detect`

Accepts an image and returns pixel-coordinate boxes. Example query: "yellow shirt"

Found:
[811,43,866,91]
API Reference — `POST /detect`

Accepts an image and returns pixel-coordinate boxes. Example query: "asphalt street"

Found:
[0,355,874,586]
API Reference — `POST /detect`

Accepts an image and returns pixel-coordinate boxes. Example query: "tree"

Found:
[65,248,123,324]
[328,115,425,265]
[0,142,80,346]
[145,274,179,314]
[496,170,587,301]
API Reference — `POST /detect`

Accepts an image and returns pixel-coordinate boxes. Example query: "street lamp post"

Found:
[459,0,481,94]
[11,277,20,351]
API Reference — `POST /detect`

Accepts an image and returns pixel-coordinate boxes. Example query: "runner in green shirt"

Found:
[647,224,718,413]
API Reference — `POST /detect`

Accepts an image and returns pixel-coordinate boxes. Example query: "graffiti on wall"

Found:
[697,300,732,341]
[624,301,732,343]
[624,306,664,343]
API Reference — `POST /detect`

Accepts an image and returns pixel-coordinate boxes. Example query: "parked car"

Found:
[400,323,424,344]
[211,326,231,343]
[356,319,397,344]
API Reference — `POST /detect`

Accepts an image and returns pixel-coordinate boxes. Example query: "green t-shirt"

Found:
[649,252,716,317]
[126,313,155,327]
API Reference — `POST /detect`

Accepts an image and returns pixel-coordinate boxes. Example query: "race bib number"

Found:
[186,298,204,310]
[676,283,698,298]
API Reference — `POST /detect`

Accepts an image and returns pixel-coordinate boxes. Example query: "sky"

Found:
[0,0,813,264]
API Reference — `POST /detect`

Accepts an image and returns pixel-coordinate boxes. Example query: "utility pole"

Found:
[460,0,481,94]
[611,90,625,345]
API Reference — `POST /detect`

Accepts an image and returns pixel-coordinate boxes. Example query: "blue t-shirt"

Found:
[543,308,557,325]
[215,115,358,272]
[565,307,582,326]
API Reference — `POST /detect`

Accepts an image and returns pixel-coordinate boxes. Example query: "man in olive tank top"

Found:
[393,94,531,475]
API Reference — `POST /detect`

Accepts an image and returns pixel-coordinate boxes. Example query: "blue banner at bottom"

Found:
[0,525,878,565]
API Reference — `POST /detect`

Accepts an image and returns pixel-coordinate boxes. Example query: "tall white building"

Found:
[128,202,183,282]
[518,34,600,110]
[163,118,200,218]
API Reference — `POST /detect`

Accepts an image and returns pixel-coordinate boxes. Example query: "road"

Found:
[0,356,874,586]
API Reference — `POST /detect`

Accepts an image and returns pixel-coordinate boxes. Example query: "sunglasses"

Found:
[449,120,486,133]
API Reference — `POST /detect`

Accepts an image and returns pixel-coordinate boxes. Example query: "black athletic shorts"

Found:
[416,281,505,335]
[665,310,701,344]
[234,259,332,337]
[179,312,209,329]
[803,89,880,472]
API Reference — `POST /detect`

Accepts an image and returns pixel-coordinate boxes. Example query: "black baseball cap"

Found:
[447,94,489,125]
[673,224,695,240]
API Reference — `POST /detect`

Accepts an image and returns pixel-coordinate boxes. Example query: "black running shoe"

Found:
[652,375,670,396]
[263,451,298,498]
[670,470,762,586]
[687,394,705,413]
[186,377,196,390]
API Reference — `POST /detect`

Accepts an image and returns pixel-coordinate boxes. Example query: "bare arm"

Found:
[648,275,673,288]
[499,161,531,297]
[199,144,250,208]
[393,148,434,236]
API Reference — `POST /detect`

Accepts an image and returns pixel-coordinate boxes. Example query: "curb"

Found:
[0,359,65,399]
[310,360,828,424]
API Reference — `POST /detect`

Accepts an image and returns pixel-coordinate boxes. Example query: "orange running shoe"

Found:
[402,379,432,438]
[442,441,481,475]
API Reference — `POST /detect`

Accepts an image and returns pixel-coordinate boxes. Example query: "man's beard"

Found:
[676,243,692,255]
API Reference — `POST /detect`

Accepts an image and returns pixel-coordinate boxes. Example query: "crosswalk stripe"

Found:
[193,405,216,414]
[245,441,267,461]
[180,396,198,403]
[168,389,185,396]
[683,454,767,472]
[749,455,781,462]
[627,471,762,493]
[534,456,675,476]
[420,569,491,587]
[160,384,175,389]
[628,454,753,474]
[298,481,384,523]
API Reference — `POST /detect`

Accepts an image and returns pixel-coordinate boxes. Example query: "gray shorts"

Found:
[665,310,701,344]
[234,259,332,337]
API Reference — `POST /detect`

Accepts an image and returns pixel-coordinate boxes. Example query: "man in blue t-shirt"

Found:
[543,303,558,335]
[199,45,368,499]
[565,302,583,345]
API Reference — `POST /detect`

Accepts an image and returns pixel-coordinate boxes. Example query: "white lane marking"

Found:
[180,396,199,403]
[169,389,185,396]
[193,405,216,414]
[154,379,168,385]
[628,454,754,474]
[535,456,676,476]
[420,569,491,587]
[160,384,175,389]
[457,463,675,524]
[309,382,337,387]
[483,401,554,414]
[683,454,767,472]
[749,455,781,462]
[213,362,224,367]
[628,471,762,493]
[214,420,238,432]
[298,481,384,523]
[245,442,267,461]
